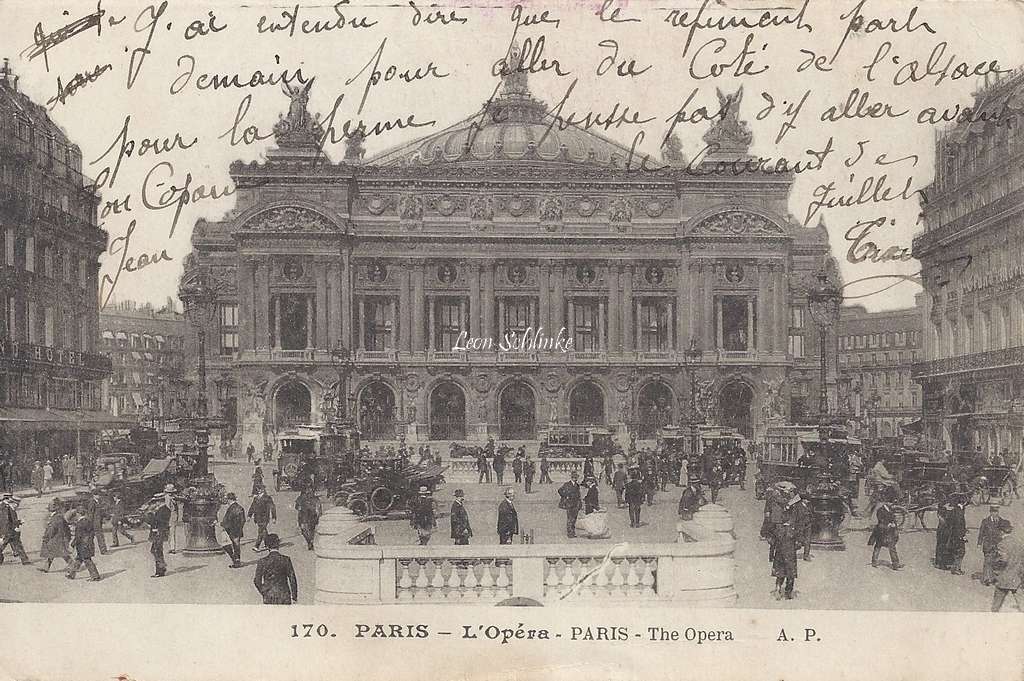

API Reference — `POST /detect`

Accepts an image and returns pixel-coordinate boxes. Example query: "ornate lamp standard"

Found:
[804,266,846,550]
[330,342,355,426]
[685,337,702,460]
[178,268,225,555]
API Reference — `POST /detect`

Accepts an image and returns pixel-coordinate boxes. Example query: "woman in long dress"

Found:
[39,501,72,573]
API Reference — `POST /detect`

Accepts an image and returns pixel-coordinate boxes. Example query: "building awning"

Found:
[115,331,127,340]
[101,330,114,340]
[0,407,135,431]
[900,419,924,434]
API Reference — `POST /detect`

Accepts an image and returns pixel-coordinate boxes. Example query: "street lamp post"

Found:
[685,337,702,460]
[330,342,354,427]
[178,268,224,555]
[804,266,846,550]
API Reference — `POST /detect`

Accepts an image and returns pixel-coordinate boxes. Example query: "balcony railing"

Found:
[913,184,1024,255]
[911,345,1024,378]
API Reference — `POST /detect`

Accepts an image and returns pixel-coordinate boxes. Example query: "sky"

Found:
[4,0,1023,313]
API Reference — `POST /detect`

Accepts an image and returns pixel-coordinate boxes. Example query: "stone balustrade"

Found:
[314,506,737,607]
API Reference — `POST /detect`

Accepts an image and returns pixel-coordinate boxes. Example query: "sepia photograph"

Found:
[0,0,1023,678]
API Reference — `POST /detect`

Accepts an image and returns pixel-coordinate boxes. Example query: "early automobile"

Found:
[335,448,447,517]
[274,423,360,492]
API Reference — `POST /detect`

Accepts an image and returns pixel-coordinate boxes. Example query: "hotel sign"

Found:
[0,338,108,370]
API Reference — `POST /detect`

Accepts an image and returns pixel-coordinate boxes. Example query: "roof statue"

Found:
[661,131,687,164]
[486,40,548,125]
[344,126,367,162]
[702,86,752,158]
[500,41,529,97]
[273,78,324,148]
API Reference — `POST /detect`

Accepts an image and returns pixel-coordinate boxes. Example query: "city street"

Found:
[2,459,1020,611]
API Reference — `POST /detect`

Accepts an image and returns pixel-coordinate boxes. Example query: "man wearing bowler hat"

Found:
[450,489,472,545]
[979,504,1013,585]
[146,484,176,577]
[253,533,297,605]
[247,485,277,550]
[220,492,246,568]
[410,486,436,545]
[0,492,30,565]
[496,487,518,544]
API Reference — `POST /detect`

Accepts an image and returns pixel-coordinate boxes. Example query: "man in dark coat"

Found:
[109,493,134,547]
[476,451,491,484]
[583,457,595,481]
[868,492,902,570]
[539,454,552,484]
[67,507,101,580]
[409,486,436,545]
[558,471,582,538]
[935,499,954,569]
[220,492,246,567]
[772,521,798,599]
[496,487,518,544]
[624,468,646,528]
[39,499,71,572]
[248,487,277,550]
[790,494,814,561]
[148,486,174,577]
[583,478,600,514]
[251,465,265,496]
[612,464,627,508]
[0,492,30,565]
[980,505,1013,585]
[253,533,297,605]
[295,487,322,551]
[512,454,524,484]
[450,489,472,545]
[492,449,507,485]
[523,456,536,494]
[946,494,969,575]
[83,487,109,555]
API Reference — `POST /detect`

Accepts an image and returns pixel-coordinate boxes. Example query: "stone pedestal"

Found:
[181,479,224,556]
[692,503,736,540]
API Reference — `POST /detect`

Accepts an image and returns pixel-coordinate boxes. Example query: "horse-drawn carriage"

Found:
[334,448,447,517]
[59,456,184,527]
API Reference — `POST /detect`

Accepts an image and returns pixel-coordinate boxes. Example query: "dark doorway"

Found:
[721,296,753,351]
[359,382,397,441]
[274,382,311,429]
[430,382,466,440]
[499,382,536,440]
[719,381,754,437]
[569,382,605,426]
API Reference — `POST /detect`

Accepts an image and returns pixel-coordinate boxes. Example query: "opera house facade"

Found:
[184,64,835,453]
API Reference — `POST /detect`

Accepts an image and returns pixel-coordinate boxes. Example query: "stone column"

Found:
[775,265,788,353]
[341,252,353,350]
[746,297,755,351]
[676,258,688,352]
[757,262,770,353]
[567,298,575,342]
[608,265,620,352]
[412,260,425,351]
[239,258,255,350]
[328,262,341,348]
[254,257,270,351]
[539,263,550,332]
[459,298,467,337]
[668,301,676,351]
[482,261,495,338]
[552,262,564,331]
[598,298,606,351]
[715,299,723,351]
[400,264,412,352]
[273,295,281,350]
[358,297,365,351]
[306,295,315,349]
[469,264,481,338]
[623,267,634,351]
[428,296,435,351]
[315,263,328,349]
[705,267,716,351]
[497,297,505,341]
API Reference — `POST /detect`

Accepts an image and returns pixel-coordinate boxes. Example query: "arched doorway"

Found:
[274,381,311,429]
[359,382,397,441]
[499,382,536,440]
[430,382,466,440]
[637,382,674,439]
[569,382,605,426]
[718,381,753,437]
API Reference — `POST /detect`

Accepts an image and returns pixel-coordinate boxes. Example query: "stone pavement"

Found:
[1,462,1021,611]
